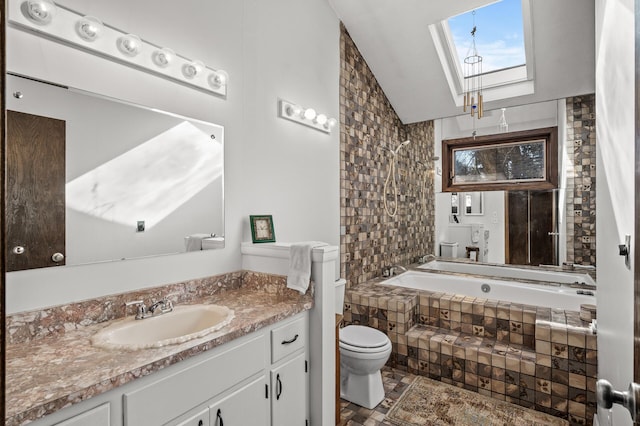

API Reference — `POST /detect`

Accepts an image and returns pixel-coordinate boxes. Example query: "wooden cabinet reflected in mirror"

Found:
[7,110,66,271]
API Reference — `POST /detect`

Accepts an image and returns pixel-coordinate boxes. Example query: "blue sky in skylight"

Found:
[448,0,526,73]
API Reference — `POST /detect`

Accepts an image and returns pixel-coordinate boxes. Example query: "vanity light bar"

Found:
[278,99,337,134]
[9,0,229,97]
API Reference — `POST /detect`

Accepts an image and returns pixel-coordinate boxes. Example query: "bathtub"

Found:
[418,260,596,286]
[382,271,595,311]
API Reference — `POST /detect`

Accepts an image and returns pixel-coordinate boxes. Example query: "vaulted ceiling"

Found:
[328,0,595,123]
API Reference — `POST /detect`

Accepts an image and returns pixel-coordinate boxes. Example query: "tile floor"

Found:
[338,367,415,426]
[338,366,571,426]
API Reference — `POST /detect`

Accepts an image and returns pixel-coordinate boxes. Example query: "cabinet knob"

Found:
[51,252,65,262]
[12,246,24,255]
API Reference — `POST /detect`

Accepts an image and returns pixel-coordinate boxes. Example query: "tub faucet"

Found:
[419,254,436,263]
[390,265,407,276]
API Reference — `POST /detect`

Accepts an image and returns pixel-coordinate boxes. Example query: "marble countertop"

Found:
[6,285,313,426]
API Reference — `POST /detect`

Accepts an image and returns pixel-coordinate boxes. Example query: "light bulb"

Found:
[152,47,175,68]
[285,104,302,117]
[208,70,229,88]
[25,0,56,25]
[325,117,338,130]
[315,114,328,125]
[303,108,316,121]
[76,16,103,42]
[182,60,204,79]
[117,34,142,57]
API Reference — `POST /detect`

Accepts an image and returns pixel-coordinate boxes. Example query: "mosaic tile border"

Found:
[565,94,596,266]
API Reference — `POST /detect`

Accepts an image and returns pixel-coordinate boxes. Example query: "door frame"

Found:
[1,0,7,421]
[634,0,640,384]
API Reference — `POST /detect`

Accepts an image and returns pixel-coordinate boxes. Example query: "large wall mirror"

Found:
[6,73,225,271]
[435,100,596,272]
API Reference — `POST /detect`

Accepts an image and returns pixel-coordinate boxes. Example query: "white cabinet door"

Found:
[209,376,268,426]
[172,407,209,426]
[270,354,307,426]
[54,404,110,426]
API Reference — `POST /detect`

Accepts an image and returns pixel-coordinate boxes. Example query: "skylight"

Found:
[448,0,526,74]
[429,0,534,107]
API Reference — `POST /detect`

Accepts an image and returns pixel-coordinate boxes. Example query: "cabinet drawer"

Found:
[124,334,265,426]
[271,316,306,363]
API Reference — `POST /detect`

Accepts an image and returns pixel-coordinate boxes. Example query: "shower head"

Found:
[392,139,411,154]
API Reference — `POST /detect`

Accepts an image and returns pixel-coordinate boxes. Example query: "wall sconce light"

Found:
[25,0,56,25]
[75,15,103,41]
[9,0,229,97]
[152,47,175,68]
[278,99,337,134]
[117,34,142,57]
[208,70,229,89]
[182,60,204,79]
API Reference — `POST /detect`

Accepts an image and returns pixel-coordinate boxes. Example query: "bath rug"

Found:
[385,376,568,426]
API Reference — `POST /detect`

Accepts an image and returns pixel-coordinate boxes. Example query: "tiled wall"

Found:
[339,25,435,288]
[565,95,596,266]
[344,281,597,425]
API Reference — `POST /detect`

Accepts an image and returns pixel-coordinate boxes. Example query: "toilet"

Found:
[339,325,392,409]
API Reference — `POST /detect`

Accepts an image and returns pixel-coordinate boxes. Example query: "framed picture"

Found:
[250,215,276,243]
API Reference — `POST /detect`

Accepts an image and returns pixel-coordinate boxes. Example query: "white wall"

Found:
[595,0,635,424]
[6,0,340,313]
[434,191,505,263]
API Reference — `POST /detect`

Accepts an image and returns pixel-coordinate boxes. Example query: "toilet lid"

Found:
[339,325,389,348]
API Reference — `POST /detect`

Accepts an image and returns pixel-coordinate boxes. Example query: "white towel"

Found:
[185,233,214,252]
[287,241,328,294]
[471,224,481,243]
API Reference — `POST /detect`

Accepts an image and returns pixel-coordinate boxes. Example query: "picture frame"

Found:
[250,215,276,243]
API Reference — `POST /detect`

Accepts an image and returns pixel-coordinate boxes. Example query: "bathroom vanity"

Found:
[5,277,311,426]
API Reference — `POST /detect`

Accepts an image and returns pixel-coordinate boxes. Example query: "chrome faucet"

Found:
[389,265,408,276]
[148,298,174,315]
[419,254,436,263]
[125,298,173,320]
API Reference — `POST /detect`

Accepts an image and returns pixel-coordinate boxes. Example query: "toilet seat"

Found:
[339,325,391,354]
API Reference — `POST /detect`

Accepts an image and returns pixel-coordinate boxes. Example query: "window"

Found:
[442,127,558,192]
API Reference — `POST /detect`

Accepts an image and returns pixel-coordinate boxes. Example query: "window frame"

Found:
[442,127,558,192]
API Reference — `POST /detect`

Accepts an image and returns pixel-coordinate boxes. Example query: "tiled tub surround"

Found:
[5,271,313,426]
[340,25,436,288]
[343,275,597,425]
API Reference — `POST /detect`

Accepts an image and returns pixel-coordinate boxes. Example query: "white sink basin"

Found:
[92,304,234,350]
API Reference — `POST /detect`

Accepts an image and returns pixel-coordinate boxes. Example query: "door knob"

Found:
[51,252,64,262]
[596,379,640,421]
